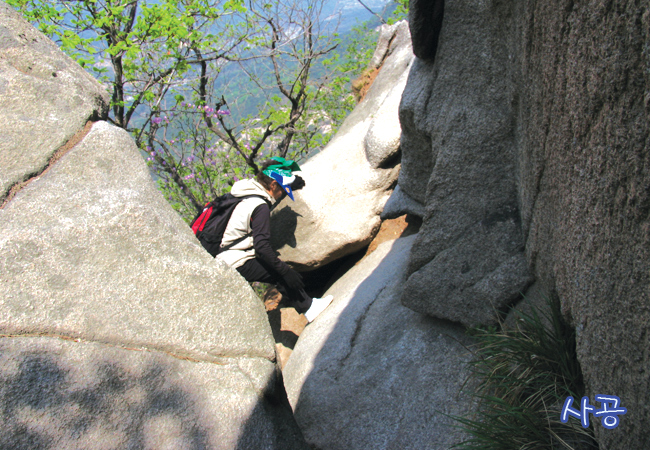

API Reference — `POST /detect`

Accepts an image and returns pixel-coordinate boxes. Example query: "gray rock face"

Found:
[401,0,650,447]
[0,3,108,204]
[380,184,425,219]
[408,0,445,60]
[398,0,533,327]
[0,119,308,448]
[0,336,302,450]
[514,2,650,448]
[271,21,414,270]
[0,121,275,362]
[363,22,413,169]
[283,236,474,449]
[0,9,307,448]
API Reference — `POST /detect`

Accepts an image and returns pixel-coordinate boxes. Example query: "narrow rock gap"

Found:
[301,214,421,297]
[269,214,421,369]
[0,120,95,209]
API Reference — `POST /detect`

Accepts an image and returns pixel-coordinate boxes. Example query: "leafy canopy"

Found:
[9,0,387,221]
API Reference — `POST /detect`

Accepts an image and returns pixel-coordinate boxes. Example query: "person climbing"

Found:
[214,156,333,323]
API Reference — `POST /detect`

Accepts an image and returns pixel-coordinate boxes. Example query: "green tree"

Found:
[9,0,255,215]
[387,0,408,25]
[310,22,378,145]
[355,0,409,25]
[8,0,250,131]
[143,0,343,220]
[9,0,345,220]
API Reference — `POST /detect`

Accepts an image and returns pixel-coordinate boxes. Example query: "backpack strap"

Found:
[220,232,252,252]
[190,202,214,235]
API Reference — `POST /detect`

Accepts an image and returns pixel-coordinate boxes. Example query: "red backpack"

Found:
[190,193,267,257]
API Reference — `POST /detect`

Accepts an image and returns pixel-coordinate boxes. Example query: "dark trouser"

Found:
[236,258,312,313]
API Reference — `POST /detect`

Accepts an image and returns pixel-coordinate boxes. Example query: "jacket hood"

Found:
[230,178,275,204]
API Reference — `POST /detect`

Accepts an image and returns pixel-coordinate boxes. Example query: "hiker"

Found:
[206,157,333,323]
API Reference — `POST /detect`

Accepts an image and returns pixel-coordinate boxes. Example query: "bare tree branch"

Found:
[356,0,386,24]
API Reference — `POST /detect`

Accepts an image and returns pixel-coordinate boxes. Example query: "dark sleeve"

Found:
[250,203,291,276]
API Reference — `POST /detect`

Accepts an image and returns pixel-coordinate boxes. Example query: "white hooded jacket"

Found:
[216,178,277,270]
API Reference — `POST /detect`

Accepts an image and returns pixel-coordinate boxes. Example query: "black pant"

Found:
[236,258,312,313]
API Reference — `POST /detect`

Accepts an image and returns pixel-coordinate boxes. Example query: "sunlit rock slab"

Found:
[0,3,108,200]
[0,121,275,363]
[283,236,474,450]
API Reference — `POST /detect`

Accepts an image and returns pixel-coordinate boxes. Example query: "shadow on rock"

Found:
[235,367,308,450]
[270,206,301,250]
[0,352,209,449]
[0,337,309,450]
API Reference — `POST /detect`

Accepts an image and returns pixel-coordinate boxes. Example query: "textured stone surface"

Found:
[283,236,473,450]
[270,21,413,271]
[363,21,412,169]
[0,121,275,363]
[408,0,445,60]
[367,23,399,70]
[0,3,108,203]
[0,12,308,442]
[513,2,650,447]
[0,336,305,450]
[401,0,650,447]
[380,184,425,219]
[398,0,533,327]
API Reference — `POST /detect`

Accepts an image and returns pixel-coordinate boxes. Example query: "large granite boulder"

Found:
[283,236,474,449]
[0,122,275,362]
[0,2,108,205]
[0,6,307,448]
[399,0,650,447]
[380,184,425,220]
[514,1,650,448]
[395,0,533,327]
[270,21,414,271]
[0,336,301,449]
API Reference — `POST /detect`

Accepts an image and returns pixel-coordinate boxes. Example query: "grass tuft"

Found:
[451,297,598,450]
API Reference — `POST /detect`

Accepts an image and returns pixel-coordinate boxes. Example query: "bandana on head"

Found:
[262,157,301,201]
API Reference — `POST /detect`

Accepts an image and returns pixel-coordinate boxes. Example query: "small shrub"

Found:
[452,297,598,450]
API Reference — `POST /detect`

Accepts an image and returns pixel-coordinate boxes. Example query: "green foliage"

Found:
[452,298,598,450]
[8,0,374,222]
[309,22,378,148]
[144,103,254,221]
[8,0,249,129]
[387,0,409,25]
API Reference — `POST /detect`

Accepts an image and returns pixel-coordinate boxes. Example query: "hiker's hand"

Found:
[283,268,304,291]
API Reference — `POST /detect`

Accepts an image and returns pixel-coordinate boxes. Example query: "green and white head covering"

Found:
[262,157,301,200]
